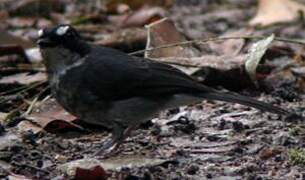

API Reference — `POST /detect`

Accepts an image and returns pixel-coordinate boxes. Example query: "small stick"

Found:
[129,35,305,56]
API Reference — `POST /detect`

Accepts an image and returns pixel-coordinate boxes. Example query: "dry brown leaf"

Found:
[250,0,305,26]
[145,19,201,59]
[74,166,108,180]
[0,30,34,48]
[0,72,46,85]
[151,55,245,71]
[106,0,173,13]
[208,29,252,56]
[8,0,65,17]
[120,6,165,27]
[95,28,147,51]
[26,99,82,133]
[145,18,201,74]
[17,120,42,134]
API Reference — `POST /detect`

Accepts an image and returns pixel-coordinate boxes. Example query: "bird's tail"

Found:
[198,91,290,115]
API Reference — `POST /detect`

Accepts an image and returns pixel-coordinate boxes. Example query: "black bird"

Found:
[37,24,291,155]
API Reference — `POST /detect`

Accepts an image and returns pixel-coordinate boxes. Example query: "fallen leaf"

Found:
[106,0,173,13]
[0,132,21,151]
[95,28,147,52]
[145,18,200,58]
[26,98,82,133]
[74,166,108,180]
[17,120,42,134]
[259,147,282,159]
[249,0,305,26]
[7,174,32,180]
[0,112,8,123]
[151,55,245,71]
[145,18,201,74]
[121,6,165,28]
[0,72,46,85]
[59,156,171,177]
[245,34,274,85]
[209,29,252,56]
[59,158,103,177]
[0,10,8,22]
[8,0,65,17]
[0,30,34,48]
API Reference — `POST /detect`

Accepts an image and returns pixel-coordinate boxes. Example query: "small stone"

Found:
[187,165,199,175]
[232,121,244,132]
[0,152,13,161]
[206,173,213,179]
[274,154,283,162]
[206,134,221,142]
[0,124,5,136]
[55,154,68,163]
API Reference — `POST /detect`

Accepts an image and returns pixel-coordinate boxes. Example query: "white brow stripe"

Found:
[38,29,44,37]
[56,26,69,36]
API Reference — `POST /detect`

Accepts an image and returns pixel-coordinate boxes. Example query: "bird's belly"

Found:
[52,80,203,129]
[52,86,80,116]
[104,94,202,127]
[53,87,114,128]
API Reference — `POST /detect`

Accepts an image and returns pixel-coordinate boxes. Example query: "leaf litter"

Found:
[0,0,305,179]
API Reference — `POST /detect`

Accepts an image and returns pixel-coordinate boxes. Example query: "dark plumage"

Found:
[38,25,292,155]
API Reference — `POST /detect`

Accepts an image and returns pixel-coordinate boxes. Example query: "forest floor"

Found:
[1,0,305,179]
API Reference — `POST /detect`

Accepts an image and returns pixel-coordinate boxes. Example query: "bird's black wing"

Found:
[80,46,292,116]
[81,46,210,101]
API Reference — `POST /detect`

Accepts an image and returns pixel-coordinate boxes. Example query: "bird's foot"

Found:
[91,125,135,158]
[92,137,122,158]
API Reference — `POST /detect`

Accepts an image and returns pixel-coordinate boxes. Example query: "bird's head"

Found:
[37,25,90,73]
[37,24,83,51]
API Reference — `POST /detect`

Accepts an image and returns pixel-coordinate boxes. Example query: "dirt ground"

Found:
[1,0,305,179]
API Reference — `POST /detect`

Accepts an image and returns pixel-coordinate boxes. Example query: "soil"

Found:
[1,0,305,179]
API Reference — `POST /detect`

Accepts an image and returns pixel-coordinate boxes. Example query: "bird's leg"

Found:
[93,123,124,156]
[112,125,137,148]
[93,123,137,157]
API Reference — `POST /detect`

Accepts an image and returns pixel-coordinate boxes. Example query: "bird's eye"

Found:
[56,26,70,36]
[38,29,44,37]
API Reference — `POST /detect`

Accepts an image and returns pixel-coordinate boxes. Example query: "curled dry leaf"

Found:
[26,98,83,133]
[245,34,274,85]
[250,0,305,26]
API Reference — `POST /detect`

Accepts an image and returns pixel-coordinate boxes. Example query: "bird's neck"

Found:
[42,43,89,81]
[69,40,91,57]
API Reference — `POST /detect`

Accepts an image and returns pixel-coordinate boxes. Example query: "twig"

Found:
[24,85,50,116]
[0,80,46,96]
[150,55,245,70]
[129,35,305,56]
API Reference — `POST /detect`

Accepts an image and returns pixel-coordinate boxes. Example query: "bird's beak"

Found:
[37,37,56,48]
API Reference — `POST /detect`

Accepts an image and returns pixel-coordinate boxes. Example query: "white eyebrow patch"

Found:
[56,26,69,36]
[38,29,44,37]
